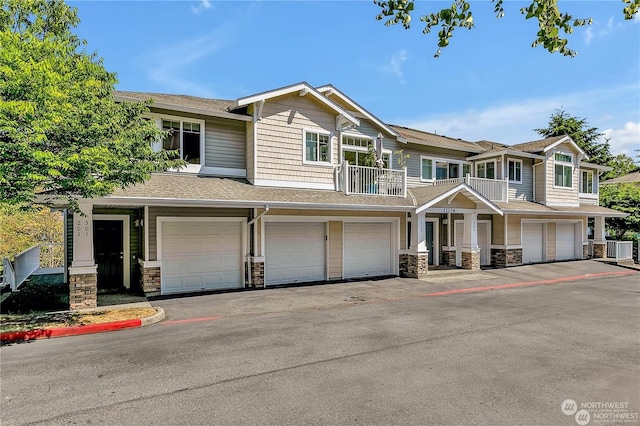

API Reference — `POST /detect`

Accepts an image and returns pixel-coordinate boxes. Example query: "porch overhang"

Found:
[412,183,504,216]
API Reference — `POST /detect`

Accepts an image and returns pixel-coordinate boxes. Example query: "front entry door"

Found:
[426,221,434,265]
[94,220,124,291]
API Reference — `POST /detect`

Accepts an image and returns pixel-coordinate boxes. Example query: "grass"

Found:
[0,308,157,333]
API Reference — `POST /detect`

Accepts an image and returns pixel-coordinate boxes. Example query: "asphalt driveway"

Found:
[1,260,638,425]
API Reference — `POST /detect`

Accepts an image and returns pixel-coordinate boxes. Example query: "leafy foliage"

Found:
[534,109,612,165]
[0,0,184,208]
[0,204,63,265]
[600,183,640,240]
[374,0,638,57]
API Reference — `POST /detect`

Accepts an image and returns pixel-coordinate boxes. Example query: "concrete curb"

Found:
[0,307,165,343]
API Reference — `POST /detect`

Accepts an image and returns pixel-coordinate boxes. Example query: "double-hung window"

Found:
[508,159,522,183]
[305,130,330,164]
[476,160,496,179]
[581,170,595,194]
[162,119,202,164]
[554,152,573,188]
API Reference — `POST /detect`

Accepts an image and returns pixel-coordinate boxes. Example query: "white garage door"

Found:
[265,223,325,286]
[344,223,392,279]
[161,221,243,295]
[522,223,544,264]
[556,222,577,260]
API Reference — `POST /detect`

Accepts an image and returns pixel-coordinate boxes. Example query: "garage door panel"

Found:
[344,223,392,279]
[523,223,544,264]
[266,223,326,286]
[161,221,243,294]
[556,223,577,260]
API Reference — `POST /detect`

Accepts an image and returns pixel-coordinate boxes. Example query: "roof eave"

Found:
[405,137,484,153]
[115,95,252,122]
[467,150,545,161]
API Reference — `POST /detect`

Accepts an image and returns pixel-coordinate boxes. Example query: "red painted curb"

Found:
[1,318,142,342]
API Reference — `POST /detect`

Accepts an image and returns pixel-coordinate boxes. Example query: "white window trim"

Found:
[553,151,574,189]
[303,128,333,166]
[507,158,523,184]
[341,133,392,167]
[420,156,471,182]
[151,113,205,167]
[580,169,597,195]
[475,159,497,180]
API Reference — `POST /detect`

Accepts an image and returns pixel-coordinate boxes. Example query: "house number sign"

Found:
[441,208,456,213]
[76,220,90,237]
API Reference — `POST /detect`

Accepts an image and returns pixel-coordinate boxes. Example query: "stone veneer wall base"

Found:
[69,273,97,310]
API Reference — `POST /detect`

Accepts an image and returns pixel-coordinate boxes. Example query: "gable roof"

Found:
[410,183,503,215]
[114,91,251,121]
[600,171,640,185]
[231,82,359,127]
[512,135,586,158]
[315,85,403,141]
[390,125,485,153]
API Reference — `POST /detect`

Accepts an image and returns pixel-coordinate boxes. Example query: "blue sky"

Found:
[70,1,639,157]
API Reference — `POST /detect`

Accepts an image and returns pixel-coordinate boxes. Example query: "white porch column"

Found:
[461,212,480,270]
[593,216,607,259]
[71,201,96,268]
[407,211,429,278]
[594,216,606,243]
[411,211,428,253]
[68,200,97,310]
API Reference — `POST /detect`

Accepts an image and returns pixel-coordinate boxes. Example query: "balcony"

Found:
[433,176,508,202]
[340,163,406,197]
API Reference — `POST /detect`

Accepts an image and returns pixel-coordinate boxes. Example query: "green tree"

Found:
[600,183,640,240]
[605,153,640,180]
[0,0,183,209]
[0,204,63,267]
[374,0,639,57]
[534,109,612,165]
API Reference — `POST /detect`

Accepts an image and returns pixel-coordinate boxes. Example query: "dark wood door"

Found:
[94,220,124,291]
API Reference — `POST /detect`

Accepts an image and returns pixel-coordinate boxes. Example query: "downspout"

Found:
[246,206,270,287]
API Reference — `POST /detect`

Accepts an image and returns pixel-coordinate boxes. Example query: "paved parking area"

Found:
[1,261,638,425]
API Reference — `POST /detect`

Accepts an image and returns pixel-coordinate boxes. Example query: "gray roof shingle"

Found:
[390,125,484,153]
[511,135,567,153]
[114,91,238,114]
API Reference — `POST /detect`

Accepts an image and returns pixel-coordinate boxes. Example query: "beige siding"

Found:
[246,120,255,182]
[148,207,249,260]
[545,145,580,205]
[328,221,343,279]
[547,222,556,261]
[255,94,337,184]
[534,162,545,202]
[493,214,505,246]
[204,117,246,170]
[431,195,476,209]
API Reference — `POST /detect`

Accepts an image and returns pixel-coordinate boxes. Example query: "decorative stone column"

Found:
[68,201,97,310]
[250,257,265,288]
[139,260,161,296]
[441,248,456,266]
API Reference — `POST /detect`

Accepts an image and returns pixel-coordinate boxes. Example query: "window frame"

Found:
[507,158,523,184]
[341,134,391,168]
[580,169,596,194]
[554,151,574,189]
[303,128,333,166]
[153,114,205,166]
[420,156,471,182]
[475,159,497,180]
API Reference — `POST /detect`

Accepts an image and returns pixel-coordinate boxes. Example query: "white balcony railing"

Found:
[606,241,633,261]
[433,176,508,202]
[341,163,406,197]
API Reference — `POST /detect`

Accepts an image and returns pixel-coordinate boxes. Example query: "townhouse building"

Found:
[57,82,624,309]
